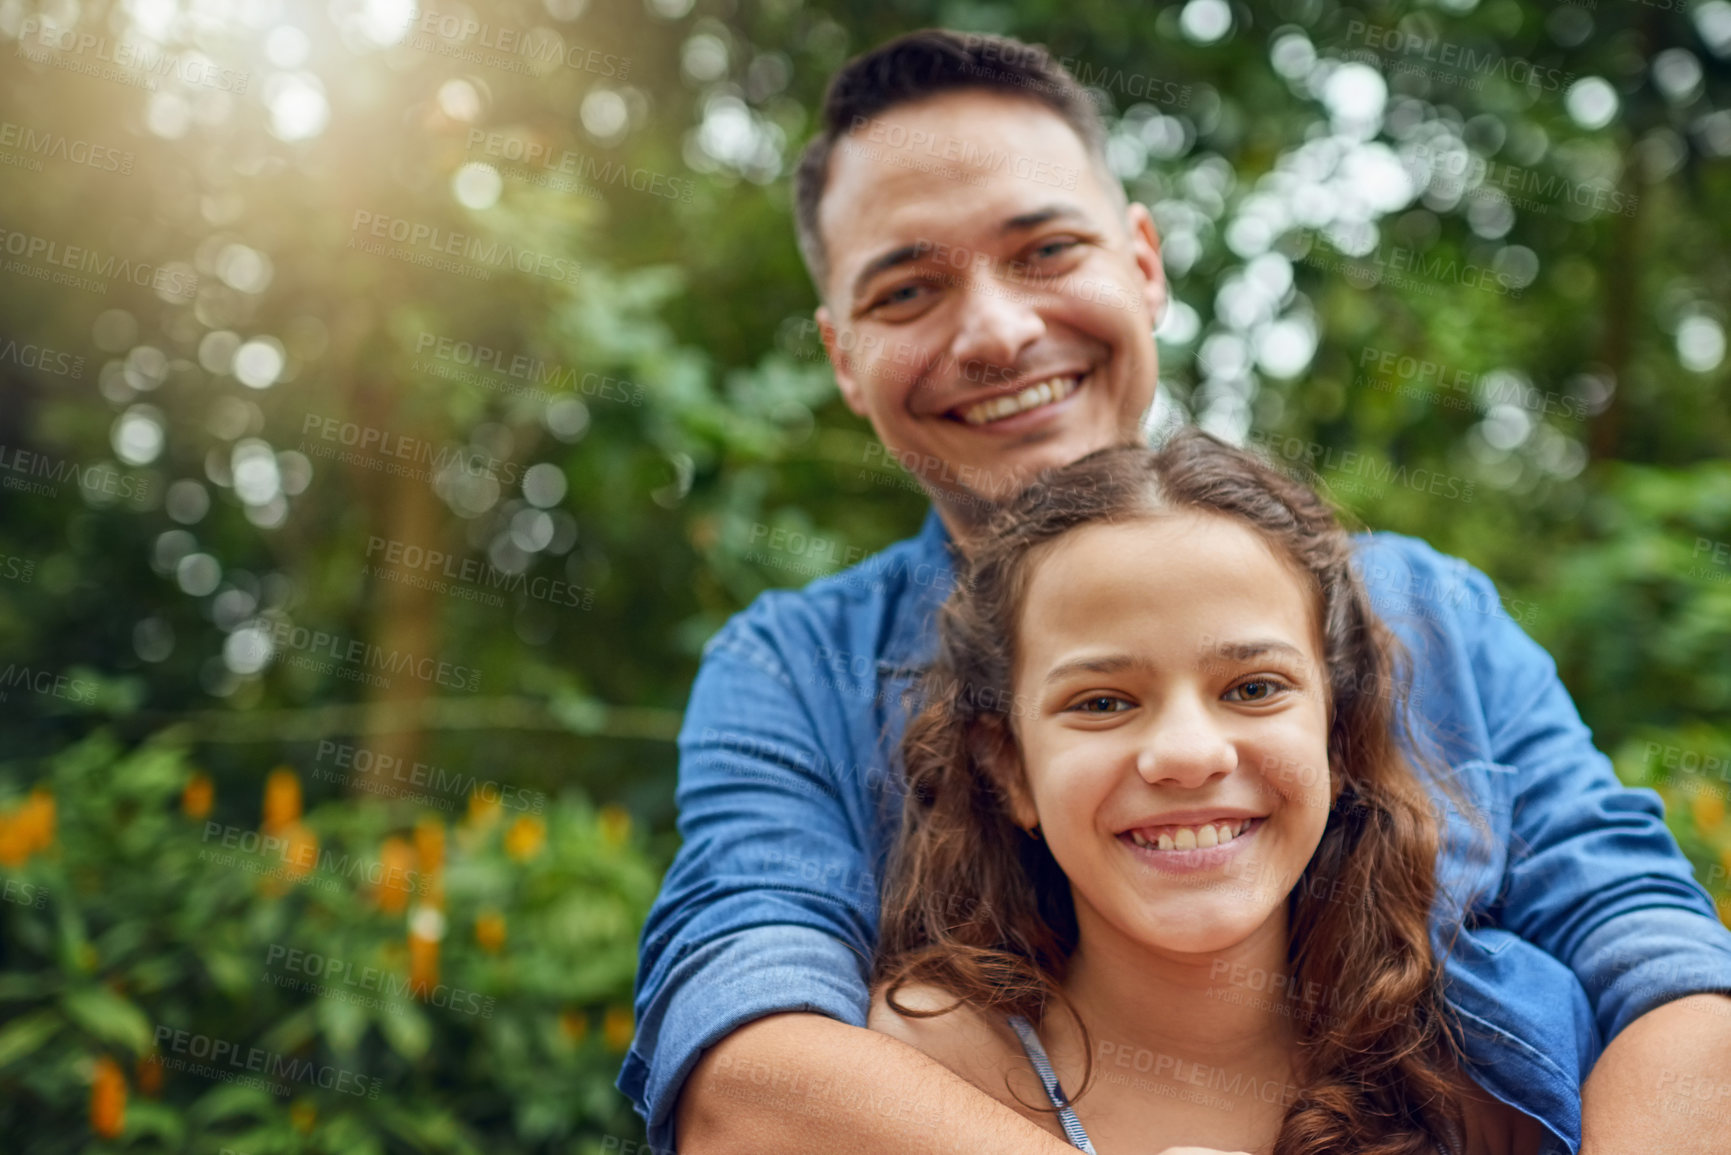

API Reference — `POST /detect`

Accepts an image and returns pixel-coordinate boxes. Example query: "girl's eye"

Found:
[1071,695,1131,714]
[1225,678,1286,703]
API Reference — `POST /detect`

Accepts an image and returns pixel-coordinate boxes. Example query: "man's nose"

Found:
[947,275,1045,375]
[1135,696,1237,789]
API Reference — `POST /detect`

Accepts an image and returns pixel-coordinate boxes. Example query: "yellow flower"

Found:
[504,815,545,861]
[559,1008,589,1043]
[290,1100,317,1133]
[467,790,502,830]
[375,836,415,915]
[91,1056,126,1138]
[181,773,214,821]
[1719,894,1731,929]
[475,909,506,953]
[599,804,631,848]
[603,1005,634,1052]
[262,767,301,836]
[280,822,319,880]
[1693,789,1726,834]
[415,816,445,875]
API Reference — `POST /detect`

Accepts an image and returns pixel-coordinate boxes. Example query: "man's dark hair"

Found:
[792,29,1116,300]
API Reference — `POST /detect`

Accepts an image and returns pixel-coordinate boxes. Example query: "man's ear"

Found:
[1124,202,1168,328]
[817,304,870,419]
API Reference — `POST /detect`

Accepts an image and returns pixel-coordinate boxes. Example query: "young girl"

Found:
[868,429,1548,1155]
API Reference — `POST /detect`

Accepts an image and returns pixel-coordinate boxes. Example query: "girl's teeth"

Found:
[1127,819,1252,852]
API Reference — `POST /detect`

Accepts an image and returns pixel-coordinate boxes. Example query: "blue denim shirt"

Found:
[621,508,1731,1154]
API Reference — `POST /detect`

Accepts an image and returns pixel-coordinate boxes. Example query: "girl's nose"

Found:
[1135,694,1236,788]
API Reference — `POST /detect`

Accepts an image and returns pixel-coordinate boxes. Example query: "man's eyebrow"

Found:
[848,203,1093,304]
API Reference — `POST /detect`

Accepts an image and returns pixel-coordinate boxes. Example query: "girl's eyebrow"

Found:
[1041,639,1308,686]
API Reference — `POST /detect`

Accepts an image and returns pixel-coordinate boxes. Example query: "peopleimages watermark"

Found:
[2,876,48,908]
[16,19,250,92]
[0,225,197,299]
[1304,243,1523,300]
[0,663,96,705]
[407,11,628,78]
[298,413,521,487]
[413,331,644,406]
[0,336,84,379]
[263,942,497,1018]
[1248,430,1478,506]
[313,739,546,813]
[465,130,693,203]
[365,535,594,611]
[262,619,483,692]
[153,1025,381,1098]
[0,118,134,176]
[1406,143,1636,219]
[0,444,152,502]
[950,34,1194,107]
[1355,346,1587,420]
[846,116,1082,191]
[349,211,580,285]
[199,820,434,895]
[1341,21,1576,93]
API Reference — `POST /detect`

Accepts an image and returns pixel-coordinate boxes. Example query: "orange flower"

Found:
[1693,789,1726,834]
[136,1051,163,1096]
[91,1056,126,1138]
[409,930,440,997]
[262,768,301,836]
[375,836,415,914]
[290,1100,317,1133]
[20,788,54,854]
[475,909,506,953]
[599,804,631,848]
[0,812,25,868]
[504,815,545,861]
[182,773,214,820]
[559,1008,589,1043]
[602,1006,634,1052]
[1719,894,1731,929]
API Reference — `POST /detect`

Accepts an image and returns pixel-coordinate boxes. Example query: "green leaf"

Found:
[0,1008,61,1068]
[61,985,153,1056]
[376,1001,431,1061]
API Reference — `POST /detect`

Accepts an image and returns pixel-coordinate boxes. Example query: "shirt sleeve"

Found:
[1435,545,1731,1043]
[616,612,881,1154]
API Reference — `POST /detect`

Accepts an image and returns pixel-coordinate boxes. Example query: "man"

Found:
[619,29,1731,1155]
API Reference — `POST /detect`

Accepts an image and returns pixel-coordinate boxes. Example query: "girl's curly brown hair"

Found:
[873,427,1483,1155]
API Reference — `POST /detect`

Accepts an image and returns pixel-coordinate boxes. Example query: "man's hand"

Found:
[1582,992,1731,1155]
[675,1012,1081,1155]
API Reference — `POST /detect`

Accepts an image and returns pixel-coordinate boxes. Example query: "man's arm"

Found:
[1404,543,1731,1146]
[1581,993,1731,1155]
[675,1013,1079,1155]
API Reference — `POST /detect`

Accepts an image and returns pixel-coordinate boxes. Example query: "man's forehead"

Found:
[820,94,1103,294]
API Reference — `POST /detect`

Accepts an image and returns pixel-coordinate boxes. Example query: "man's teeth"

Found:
[1127,819,1252,851]
[960,374,1081,425]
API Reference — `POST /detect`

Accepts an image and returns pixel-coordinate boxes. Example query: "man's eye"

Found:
[1071,695,1131,714]
[1224,679,1286,703]
[869,282,932,312]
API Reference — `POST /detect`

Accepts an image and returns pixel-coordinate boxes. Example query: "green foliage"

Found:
[0,735,656,1153]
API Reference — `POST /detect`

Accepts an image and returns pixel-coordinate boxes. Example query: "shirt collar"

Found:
[880,505,961,673]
